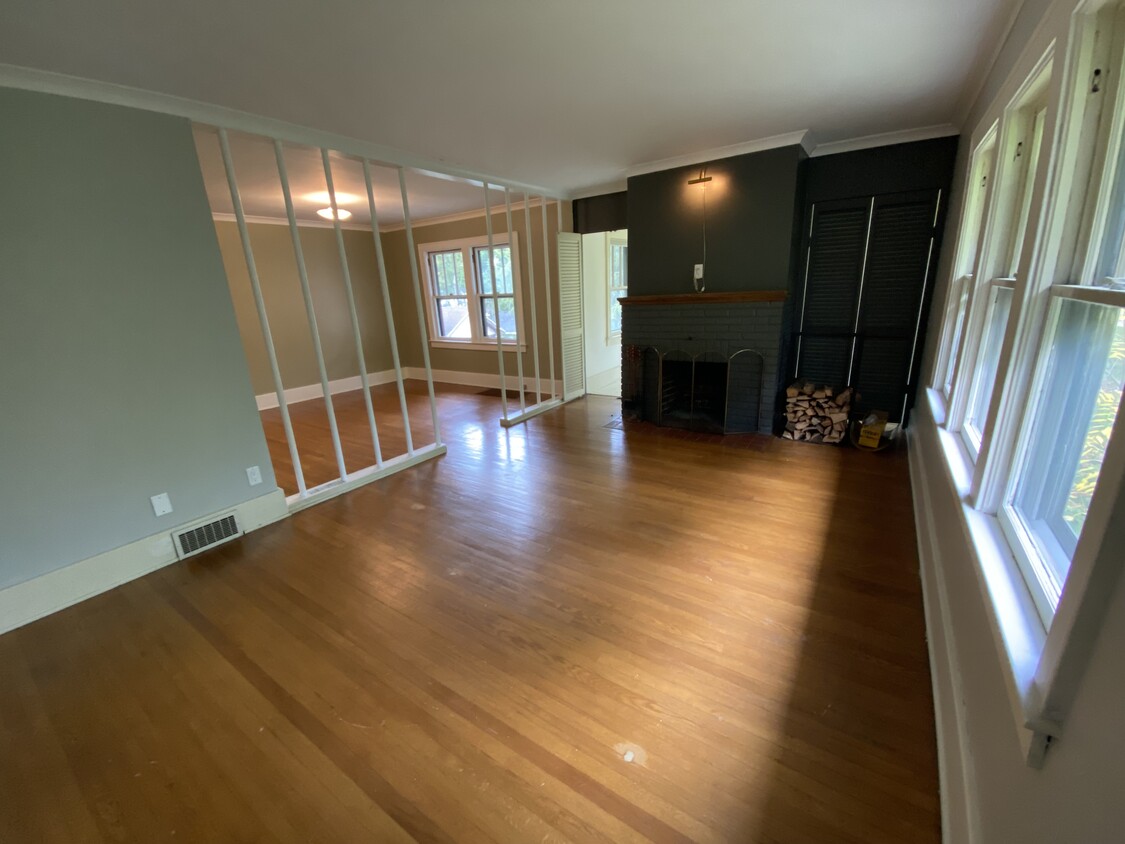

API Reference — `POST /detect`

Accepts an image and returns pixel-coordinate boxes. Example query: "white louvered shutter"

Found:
[557,232,585,400]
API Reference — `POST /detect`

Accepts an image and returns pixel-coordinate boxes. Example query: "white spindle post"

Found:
[363,159,414,456]
[503,188,526,413]
[541,198,558,400]
[398,167,443,446]
[321,148,383,467]
[483,183,510,420]
[218,129,307,495]
[274,139,348,482]
[522,193,543,405]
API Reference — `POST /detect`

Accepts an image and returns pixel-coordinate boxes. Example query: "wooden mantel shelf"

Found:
[619,290,787,306]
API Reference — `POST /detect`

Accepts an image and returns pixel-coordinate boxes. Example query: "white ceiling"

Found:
[2,0,1019,198]
[193,127,495,228]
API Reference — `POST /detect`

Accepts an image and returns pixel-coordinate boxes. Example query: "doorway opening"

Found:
[581,229,627,397]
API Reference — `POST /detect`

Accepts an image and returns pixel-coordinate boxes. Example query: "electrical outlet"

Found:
[693,264,704,280]
[150,492,173,517]
[246,465,263,486]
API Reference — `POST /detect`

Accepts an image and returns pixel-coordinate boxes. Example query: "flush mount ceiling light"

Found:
[317,207,353,220]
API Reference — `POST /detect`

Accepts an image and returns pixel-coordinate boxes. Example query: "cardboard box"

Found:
[857,411,889,449]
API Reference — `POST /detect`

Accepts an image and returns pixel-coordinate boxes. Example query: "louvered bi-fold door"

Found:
[557,232,585,400]
[796,189,940,423]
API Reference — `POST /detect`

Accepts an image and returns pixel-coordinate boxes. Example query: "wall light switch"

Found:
[693,263,704,280]
[246,465,263,486]
[150,492,173,517]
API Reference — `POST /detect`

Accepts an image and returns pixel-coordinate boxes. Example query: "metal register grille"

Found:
[175,514,240,558]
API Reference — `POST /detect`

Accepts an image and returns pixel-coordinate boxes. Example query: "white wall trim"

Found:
[211,211,374,233]
[625,130,813,178]
[809,124,961,158]
[908,426,982,844]
[0,62,561,197]
[211,197,560,235]
[255,368,563,410]
[570,180,629,200]
[379,197,557,233]
[0,489,288,635]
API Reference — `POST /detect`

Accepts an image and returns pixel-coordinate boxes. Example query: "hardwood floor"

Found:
[0,385,940,843]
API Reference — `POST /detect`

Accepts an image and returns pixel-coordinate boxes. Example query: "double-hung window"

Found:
[607,234,628,338]
[959,64,1052,459]
[419,234,524,350]
[926,0,1125,762]
[937,129,998,398]
[998,7,1125,623]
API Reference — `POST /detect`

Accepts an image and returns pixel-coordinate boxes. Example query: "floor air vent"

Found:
[174,514,241,559]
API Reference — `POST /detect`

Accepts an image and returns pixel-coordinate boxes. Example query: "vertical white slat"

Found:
[522,193,543,404]
[274,139,348,482]
[362,159,414,456]
[557,230,585,400]
[483,183,510,420]
[503,188,526,413]
[541,199,558,399]
[398,167,443,447]
[217,129,307,495]
[321,148,382,467]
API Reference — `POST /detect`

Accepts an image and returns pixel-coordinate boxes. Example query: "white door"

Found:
[558,232,585,401]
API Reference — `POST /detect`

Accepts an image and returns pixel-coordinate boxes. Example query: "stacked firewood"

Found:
[782,381,852,443]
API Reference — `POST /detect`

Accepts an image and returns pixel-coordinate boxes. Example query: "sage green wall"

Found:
[0,88,276,590]
[215,221,395,394]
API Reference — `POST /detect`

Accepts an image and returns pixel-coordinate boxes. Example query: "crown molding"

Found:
[808,123,960,158]
[570,180,629,200]
[625,129,814,180]
[953,0,1030,127]
[0,63,563,198]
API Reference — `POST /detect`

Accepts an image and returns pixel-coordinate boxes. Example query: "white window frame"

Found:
[997,1,1125,624]
[934,126,999,403]
[606,231,627,341]
[947,53,1055,468]
[925,0,1125,765]
[418,232,526,351]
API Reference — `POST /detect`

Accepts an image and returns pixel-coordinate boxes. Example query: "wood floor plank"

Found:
[0,383,940,842]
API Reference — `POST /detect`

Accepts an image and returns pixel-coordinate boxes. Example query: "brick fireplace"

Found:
[620,291,787,435]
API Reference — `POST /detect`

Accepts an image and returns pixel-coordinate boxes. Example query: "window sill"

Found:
[924,388,1054,766]
[429,340,528,353]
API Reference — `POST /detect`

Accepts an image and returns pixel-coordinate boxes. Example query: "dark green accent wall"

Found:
[626,145,807,296]
[573,191,627,234]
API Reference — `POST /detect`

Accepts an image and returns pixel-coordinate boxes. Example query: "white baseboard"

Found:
[256,368,564,410]
[0,488,288,635]
[255,370,400,410]
[907,427,980,844]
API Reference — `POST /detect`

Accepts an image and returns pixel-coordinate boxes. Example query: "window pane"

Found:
[942,276,971,393]
[435,297,471,338]
[1007,107,1047,276]
[965,285,1015,445]
[1097,117,1125,282]
[481,294,517,340]
[610,244,628,291]
[476,245,513,295]
[1010,299,1124,597]
[430,250,466,296]
[610,289,624,333]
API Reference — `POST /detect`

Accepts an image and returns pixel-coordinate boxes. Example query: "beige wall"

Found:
[380,201,571,381]
[216,221,396,394]
[217,202,571,395]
